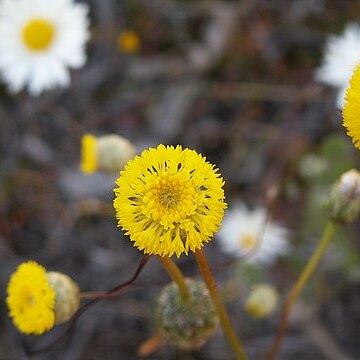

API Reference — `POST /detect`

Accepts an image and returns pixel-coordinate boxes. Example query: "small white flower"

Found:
[316,23,360,108]
[217,203,289,265]
[0,0,89,95]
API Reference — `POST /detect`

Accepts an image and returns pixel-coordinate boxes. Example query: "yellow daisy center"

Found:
[143,173,196,226]
[117,30,140,54]
[239,234,257,252]
[22,18,56,51]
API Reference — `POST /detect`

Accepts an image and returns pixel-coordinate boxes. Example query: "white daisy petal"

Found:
[0,0,89,95]
[217,202,290,266]
[1,60,32,92]
[316,23,360,109]
[336,85,348,109]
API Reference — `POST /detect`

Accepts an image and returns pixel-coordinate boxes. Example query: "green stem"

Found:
[267,221,338,360]
[157,256,191,302]
[195,249,248,360]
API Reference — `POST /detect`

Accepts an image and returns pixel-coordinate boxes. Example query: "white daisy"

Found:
[316,23,360,108]
[217,203,289,265]
[0,0,89,95]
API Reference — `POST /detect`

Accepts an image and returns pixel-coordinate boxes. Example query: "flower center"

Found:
[239,234,257,252]
[159,191,179,208]
[142,173,197,227]
[22,18,56,51]
[19,287,36,307]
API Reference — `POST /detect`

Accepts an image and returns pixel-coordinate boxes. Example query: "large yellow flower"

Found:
[343,64,360,149]
[6,261,56,335]
[113,145,227,257]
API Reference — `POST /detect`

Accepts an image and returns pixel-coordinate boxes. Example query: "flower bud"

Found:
[298,154,328,180]
[81,134,135,174]
[245,284,278,319]
[155,279,218,350]
[117,30,140,54]
[327,169,360,224]
[47,272,80,325]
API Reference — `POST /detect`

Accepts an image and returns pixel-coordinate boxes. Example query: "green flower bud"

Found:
[327,169,360,224]
[245,284,278,319]
[47,272,80,325]
[155,279,218,350]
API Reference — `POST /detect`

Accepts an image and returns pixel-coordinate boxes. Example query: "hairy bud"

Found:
[327,169,360,224]
[155,279,218,350]
[47,272,80,325]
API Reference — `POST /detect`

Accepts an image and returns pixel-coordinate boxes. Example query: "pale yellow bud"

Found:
[298,154,328,180]
[96,135,135,173]
[327,169,360,224]
[80,134,136,174]
[245,284,278,319]
[47,272,80,325]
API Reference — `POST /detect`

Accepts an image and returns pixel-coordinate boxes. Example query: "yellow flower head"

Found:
[117,30,140,54]
[343,64,360,149]
[6,261,56,335]
[113,145,227,257]
[80,134,97,174]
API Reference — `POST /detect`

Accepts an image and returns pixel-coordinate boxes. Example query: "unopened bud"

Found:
[117,30,141,54]
[245,284,278,319]
[327,169,360,224]
[47,272,80,325]
[298,154,328,180]
[81,134,135,174]
[155,279,218,350]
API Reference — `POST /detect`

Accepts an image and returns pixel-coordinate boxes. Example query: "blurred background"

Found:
[1,0,360,359]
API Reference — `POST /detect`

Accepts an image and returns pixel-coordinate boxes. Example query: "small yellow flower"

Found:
[117,30,140,54]
[113,145,227,257]
[343,64,360,149]
[6,261,56,335]
[81,134,97,174]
